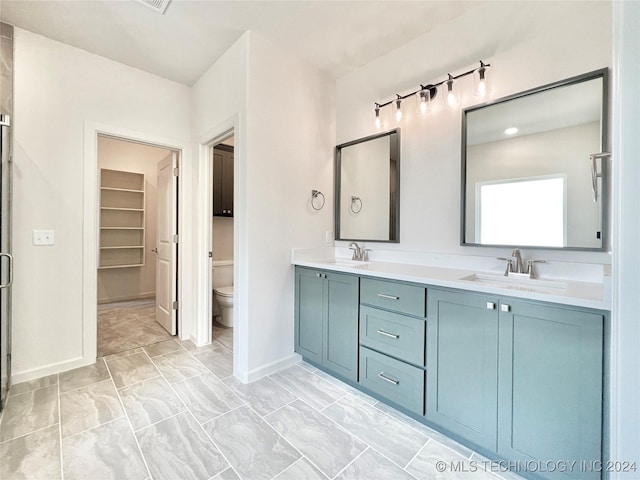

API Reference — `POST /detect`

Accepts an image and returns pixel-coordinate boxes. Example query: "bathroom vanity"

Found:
[293,258,607,480]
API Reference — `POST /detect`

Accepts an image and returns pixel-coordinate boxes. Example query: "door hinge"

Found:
[173,167,179,177]
[172,300,178,310]
[172,234,179,243]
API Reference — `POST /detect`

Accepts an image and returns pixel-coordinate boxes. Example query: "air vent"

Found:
[136,0,171,14]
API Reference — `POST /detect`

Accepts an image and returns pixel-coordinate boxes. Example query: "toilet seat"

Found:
[215,286,233,297]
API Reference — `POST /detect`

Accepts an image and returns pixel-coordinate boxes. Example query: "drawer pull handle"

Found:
[378,372,400,385]
[376,329,399,339]
[377,293,399,300]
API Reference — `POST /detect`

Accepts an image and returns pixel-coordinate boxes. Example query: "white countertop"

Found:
[292,257,609,311]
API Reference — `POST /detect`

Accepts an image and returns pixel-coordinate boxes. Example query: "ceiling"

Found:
[0,0,488,86]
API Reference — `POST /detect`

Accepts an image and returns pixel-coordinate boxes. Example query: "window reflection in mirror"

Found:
[462,69,607,250]
[336,129,400,242]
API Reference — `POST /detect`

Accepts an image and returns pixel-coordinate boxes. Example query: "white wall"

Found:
[97,136,173,303]
[610,0,640,471]
[244,33,334,379]
[336,1,611,263]
[12,28,191,380]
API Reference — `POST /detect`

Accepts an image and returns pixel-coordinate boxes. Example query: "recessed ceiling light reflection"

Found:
[505,127,519,135]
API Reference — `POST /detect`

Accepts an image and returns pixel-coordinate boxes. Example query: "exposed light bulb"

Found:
[374,105,381,129]
[419,90,429,114]
[505,127,518,135]
[395,99,402,122]
[474,62,491,97]
[446,76,459,107]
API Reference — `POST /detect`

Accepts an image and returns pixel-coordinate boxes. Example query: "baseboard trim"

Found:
[97,292,155,305]
[11,355,94,385]
[236,353,302,384]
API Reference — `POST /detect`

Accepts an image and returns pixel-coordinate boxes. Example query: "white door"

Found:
[155,153,177,334]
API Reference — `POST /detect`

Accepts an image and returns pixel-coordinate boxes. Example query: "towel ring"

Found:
[350,196,362,214]
[311,190,325,211]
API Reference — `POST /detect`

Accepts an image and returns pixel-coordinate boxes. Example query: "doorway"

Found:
[210,134,234,373]
[96,135,179,357]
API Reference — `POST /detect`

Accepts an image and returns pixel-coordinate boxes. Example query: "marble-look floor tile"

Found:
[324,395,428,467]
[106,352,160,388]
[173,373,243,423]
[62,417,148,480]
[213,467,241,480]
[0,425,61,480]
[336,448,417,480]
[407,440,499,480]
[137,411,227,480]
[152,350,208,383]
[59,360,110,393]
[213,325,233,351]
[298,361,319,373]
[265,400,366,478]
[373,401,475,459]
[60,380,123,438]
[195,347,233,379]
[274,457,328,480]
[118,376,185,430]
[144,338,183,357]
[176,338,217,354]
[269,365,346,410]
[223,376,296,417]
[0,385,58,442]
[313,369,378,405]
[101,347,144,361]
[9,374,58,397]
[203,405,300,480]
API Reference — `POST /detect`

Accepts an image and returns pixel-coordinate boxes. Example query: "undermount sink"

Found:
[321,259,370,268]
[460,273,567,294]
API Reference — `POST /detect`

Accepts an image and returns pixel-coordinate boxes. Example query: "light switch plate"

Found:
[325,230,333,243]
[33,230,55,246]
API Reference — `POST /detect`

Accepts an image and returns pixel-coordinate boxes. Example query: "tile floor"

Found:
[97,299,172,357]
[1,328,522,480]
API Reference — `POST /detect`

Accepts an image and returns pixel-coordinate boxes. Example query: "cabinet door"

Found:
[324,272,359,381]
[221,150,234,215]
[426,289,499,452]
[212,149,224,216]
[498,301,603,479]
[294,268,324,365]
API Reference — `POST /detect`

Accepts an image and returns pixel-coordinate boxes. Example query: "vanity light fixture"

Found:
[505,127,519,135]
[474,61,491,96]
[373,103,382,129]
[372,60,491,128]
[445,74,459,107]
[394,95,403,122]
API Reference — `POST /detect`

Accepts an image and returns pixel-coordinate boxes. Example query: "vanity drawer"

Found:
[359,346,424,415]
[360,278,425,317]
[359,306,425,366]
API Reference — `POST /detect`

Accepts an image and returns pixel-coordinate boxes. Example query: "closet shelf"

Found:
[100,207,144,212]
[99,168,145,269]
[100,186,144,193]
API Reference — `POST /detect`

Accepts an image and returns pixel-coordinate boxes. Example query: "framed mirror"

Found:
[335,129,400,242]
[461,69,608,250]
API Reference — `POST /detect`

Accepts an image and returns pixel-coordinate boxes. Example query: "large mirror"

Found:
[336,129,400,242]
[462,69,608,250]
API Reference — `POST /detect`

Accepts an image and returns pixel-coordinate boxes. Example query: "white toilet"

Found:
[212,260,234,327]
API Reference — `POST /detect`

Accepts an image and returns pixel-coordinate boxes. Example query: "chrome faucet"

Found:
[348,242,363,261]
[497,249,545,278]
[511,249,525,273]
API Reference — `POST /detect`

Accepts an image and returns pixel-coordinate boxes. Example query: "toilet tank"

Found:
[212,260,233,288]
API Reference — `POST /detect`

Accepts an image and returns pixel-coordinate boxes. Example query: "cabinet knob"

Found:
[501,304,511,312]
[486,302,495,310]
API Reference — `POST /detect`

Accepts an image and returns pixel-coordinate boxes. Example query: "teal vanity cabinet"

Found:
[497,300,603,480]
[294,267,359,381]
[425,288,500,452]
[358,278,426,415]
